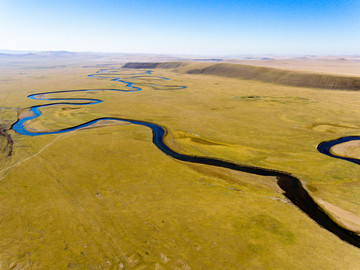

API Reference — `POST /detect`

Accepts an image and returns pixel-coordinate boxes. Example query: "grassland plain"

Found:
[0,63,360,269]
[226,56,360,77]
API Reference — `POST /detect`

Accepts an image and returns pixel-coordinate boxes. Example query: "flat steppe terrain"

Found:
[0,58,360,269]
[226,56,360,76]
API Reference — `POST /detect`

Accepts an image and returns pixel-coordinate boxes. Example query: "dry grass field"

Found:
[226,56,360,76]
[0,60,360,269]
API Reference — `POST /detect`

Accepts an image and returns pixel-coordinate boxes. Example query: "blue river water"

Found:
[10,68,360,248]
[317,136,360,165]
[12,70,182,136]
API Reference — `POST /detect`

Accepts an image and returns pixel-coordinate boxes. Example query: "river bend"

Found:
[11,68,360,248]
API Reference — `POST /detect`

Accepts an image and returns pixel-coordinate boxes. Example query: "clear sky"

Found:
[0,0,359,55]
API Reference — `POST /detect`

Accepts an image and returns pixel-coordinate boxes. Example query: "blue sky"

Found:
[0,0,359,55]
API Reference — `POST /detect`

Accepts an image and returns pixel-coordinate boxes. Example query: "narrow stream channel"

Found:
[318,136,360,165]
[11,68,360,248]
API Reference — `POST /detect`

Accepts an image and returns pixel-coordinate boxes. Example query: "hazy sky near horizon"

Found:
[0,0,359,55]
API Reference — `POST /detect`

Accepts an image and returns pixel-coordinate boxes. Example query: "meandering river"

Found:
[11,68,360,248]
[318,136,360,165]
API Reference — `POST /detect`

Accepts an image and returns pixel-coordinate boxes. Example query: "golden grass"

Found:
[225,57,360,77]
[125,61,360,90]
[0,64,360,268]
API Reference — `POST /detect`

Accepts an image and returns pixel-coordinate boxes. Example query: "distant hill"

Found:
[0,51,184,67]
[123,61,360,91]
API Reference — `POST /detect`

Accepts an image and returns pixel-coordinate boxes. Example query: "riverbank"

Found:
[1,63,360,268]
